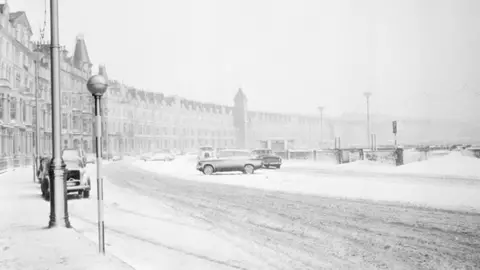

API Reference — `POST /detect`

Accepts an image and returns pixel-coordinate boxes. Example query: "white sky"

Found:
[10,0,480,120]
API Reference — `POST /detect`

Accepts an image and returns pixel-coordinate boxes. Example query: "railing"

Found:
[275,148,405,166]
[0,155,36,173]
[24,156,33,166]
[13,156,22,168]
[0,157,9,172]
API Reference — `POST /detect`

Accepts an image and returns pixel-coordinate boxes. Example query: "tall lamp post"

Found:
[364,92,372,149]
[87,74,108,255]
[317,106,324,148]
[48,0,70,228]
[33,51,43,183]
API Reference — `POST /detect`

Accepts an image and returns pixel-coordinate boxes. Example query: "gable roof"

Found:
[9,11,33,35]
[73,35,92,69]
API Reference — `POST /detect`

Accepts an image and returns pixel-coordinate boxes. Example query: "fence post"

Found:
[395,148,404,166]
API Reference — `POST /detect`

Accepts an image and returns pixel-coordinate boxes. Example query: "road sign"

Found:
[392,121,397,134]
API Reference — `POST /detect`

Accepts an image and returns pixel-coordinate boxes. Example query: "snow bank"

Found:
[396,151,480,178]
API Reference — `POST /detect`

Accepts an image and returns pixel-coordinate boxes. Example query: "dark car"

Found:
[251,148,282,169]
[196,149,263,175]
[40,149,91,200]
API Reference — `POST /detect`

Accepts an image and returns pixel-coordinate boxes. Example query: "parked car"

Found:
[140,152,154,161]
[86,153,96,164]
[40,149,92,200]
[196,149,263,175]
[150,152,174,161]
[251,148,283,169]
[112,155,122,161]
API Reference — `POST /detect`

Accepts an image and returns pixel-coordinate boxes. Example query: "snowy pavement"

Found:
[0,167,134,270]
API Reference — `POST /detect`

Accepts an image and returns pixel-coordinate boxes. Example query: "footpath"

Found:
[0,167,134,270]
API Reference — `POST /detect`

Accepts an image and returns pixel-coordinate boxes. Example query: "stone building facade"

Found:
[0,4,94,170]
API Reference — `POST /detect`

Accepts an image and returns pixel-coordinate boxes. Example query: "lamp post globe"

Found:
[87,75,108,97]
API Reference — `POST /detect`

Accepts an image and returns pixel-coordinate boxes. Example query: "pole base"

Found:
[47,158,72,229]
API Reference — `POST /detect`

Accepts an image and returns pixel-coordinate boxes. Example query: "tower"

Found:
[73,34,92,73]
[233,89,248,149]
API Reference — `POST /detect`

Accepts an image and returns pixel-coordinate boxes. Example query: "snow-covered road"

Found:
[133,155,480,213]
[66,160,480,270]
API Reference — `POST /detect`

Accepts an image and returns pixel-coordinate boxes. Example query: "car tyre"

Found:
[244,164,254,174]
[203,165,214,175]
[275,165,281,169]
[83,189,90,198]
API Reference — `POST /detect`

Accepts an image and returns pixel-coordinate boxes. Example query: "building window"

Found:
[15,72,20,88]
[6,66,10,82]
[62,94,68,106]
[83,118,89,133]
[62,113,68,129]
[73,115,80,130]
[0,99,3,120]
[10,98,16,120]
[72,97,77,109]
[22,101,26,122]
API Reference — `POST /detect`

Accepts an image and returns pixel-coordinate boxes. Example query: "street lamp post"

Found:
[87,74,108,255]
[317,106,324,148]
[48,0,70,229]
[364,92,372,149]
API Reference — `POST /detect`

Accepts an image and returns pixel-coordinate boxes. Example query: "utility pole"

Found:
[48,0,70,228]
[364,92,372,149]
[33,50,43,183]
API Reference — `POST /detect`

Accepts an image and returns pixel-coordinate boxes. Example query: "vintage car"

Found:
[251,148,283,169]
[40,149,91,200]
[149,151,175,161]
[196,149,263,175]
[85,153,96,164]
[140,152,154,161]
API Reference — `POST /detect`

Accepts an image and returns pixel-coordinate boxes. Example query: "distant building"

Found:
[34,35,93,153]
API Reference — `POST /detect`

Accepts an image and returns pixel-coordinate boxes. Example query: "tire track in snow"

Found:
[70,213,251,270]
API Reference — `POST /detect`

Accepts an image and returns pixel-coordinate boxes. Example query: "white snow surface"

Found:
[67,163,268,270]
[0,168,134,270]
[134,153,480,213]
[0,165,267,270]
[283,151,480,178]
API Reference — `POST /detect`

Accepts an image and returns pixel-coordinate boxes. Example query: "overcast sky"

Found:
[11,0,480,121]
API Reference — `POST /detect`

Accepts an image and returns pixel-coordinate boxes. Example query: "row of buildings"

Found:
[0,3,94,169]
[1,3,478,168]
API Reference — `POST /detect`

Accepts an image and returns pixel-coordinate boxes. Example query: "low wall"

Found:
[363,149,402,166]
[279,148,404,166]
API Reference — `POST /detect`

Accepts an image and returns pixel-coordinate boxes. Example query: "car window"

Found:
[63,150,79,161]
[218,151,233,158]
[234,151,251,157]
